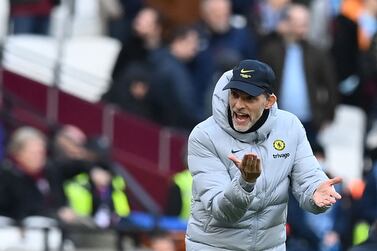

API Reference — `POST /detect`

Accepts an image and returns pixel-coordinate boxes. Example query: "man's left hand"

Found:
[312,177,342,207]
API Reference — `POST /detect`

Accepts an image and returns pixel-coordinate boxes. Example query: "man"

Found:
[186,59,342,250]
[259,4,338,143]
[196,0,259,116]
[152,26,204,130]
[0,126,74,222]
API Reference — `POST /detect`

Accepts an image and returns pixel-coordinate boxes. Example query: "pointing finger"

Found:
[228,154,241,167]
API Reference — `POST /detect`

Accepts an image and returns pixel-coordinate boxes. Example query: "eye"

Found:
[245,95,257,101]
[230,90,240,98]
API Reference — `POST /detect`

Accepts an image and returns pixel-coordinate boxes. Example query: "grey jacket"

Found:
[186,70,329,251]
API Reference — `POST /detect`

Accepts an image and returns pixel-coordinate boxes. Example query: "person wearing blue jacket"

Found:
[186,59,342,251]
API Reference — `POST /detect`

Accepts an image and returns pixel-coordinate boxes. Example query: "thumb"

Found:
[228,154,241,167]
[328,176,342,186]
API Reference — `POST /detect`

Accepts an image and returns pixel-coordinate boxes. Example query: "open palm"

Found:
[312,177,342,207]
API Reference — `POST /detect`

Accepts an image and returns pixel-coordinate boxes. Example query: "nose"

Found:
[234,97,245,110]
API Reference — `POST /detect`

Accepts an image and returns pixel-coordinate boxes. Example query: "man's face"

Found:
[286,6,310,41]
[201,0,231,33]
[228,89,269,132]
[173,30,199,61]
[15,137,46,174]
[133,8,160,38]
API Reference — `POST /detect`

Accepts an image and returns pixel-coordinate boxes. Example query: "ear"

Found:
[265,94,277,109]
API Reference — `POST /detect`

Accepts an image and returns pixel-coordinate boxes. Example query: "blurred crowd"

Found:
[2,0,377,250]
[0,124,189,251]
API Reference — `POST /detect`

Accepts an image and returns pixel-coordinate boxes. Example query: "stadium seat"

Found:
[318,104,367,184]
[3,34,121,103]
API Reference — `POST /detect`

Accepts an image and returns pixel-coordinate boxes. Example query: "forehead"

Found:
[228,89,268,102]
[229,89,254,98]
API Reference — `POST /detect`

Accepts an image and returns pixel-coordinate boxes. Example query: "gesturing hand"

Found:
[228,153,261,183]
[312,177,342,207]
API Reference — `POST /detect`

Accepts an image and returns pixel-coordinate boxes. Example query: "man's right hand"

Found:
[228,153,261,183]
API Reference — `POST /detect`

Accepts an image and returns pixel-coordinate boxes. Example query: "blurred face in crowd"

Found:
[171,30,199,61]
[15,137,46,175]
[228,89,276,132]
[130,80,149,100]
[90,167,111,189]
[56,125,87,159]
[133,8,161,40]
[284,5,310,41]
[150,237,176,251]
[201,0,231,33]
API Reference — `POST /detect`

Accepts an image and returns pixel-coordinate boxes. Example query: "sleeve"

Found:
[290,118,329,214]
[188,126,255,224]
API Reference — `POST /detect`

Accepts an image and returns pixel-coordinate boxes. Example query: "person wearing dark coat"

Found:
[0,126,93,224]
[259,4,338,143]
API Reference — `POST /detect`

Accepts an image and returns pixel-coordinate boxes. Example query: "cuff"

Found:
[239,177,255,192]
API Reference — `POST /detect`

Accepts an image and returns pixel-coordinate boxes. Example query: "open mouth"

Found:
[233,112,250,124]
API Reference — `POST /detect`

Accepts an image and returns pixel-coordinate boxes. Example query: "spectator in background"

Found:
[152,26,204,130]
[107,0,144,42]
[98,0,125,36]
[0,126,72,223]
[250,0,291,37]
[108,6,164,85]
[196,0,259,116]
[331,5,359,107]
[165,146,192,221]
[51,124,87,162]
[331,0,377,108]
[57,135,138,249]
[9,0,60,35]
[356,0,377,52]
[148,231,177,251]
[63,135,159,249]
[198,0,258,61]
[102,62,159,122]
[359,33,377,115]
[308,0,340,50]
[63,141,131,230]
[260,4,338,143]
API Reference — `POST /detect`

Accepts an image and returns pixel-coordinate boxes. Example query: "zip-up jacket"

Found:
[186,70,329,251]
